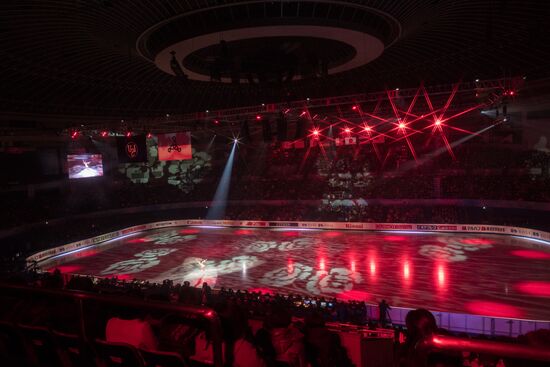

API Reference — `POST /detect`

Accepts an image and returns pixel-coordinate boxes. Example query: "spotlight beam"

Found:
[206,141,237,220]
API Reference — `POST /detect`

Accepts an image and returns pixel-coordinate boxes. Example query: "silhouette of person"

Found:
[379,299,391,326]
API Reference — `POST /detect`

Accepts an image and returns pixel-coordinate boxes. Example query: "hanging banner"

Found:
[158,132,192,161]
[116,135,147,163]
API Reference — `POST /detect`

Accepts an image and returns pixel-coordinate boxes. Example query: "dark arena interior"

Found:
[1,1,550,367]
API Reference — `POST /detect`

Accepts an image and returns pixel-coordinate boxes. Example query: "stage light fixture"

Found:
[256,115,262,121]
[398,122,405,129]
[71,131,79,139]
[435,120,442,126]
[364,126,371,132]
[352,105,358,111]
[313,129,319,136]
[344,127,351,133]
[101,131,108,137]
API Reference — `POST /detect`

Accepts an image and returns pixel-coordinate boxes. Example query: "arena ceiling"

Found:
[1,0,549,121]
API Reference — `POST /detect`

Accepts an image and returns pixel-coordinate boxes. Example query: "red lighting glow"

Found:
[235,229,253,235]
[147,132,153,138]
[47,265,82,273]
[313,129,319,136]
[369,260,376,276]
[364,126,371,132]
[437,264,446,288]
[352,105,358,110]
[71,131,79,139]
[127,238,149,244]
[101,131,108,137]
[114,274,133,281]
[282,231,299,237]
[320,258,326,271]
[465,301,523,318]
[344,127,351,133]
[510,250,550,259]
[516,281,550,297]
[126,131,132,137]
[435,120,442,126]
[256,115,262,121]
[398,122,405,129]
[403,261,410,280]
[461,238,493,245]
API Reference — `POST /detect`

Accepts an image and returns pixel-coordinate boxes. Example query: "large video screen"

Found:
[67,154,104,179]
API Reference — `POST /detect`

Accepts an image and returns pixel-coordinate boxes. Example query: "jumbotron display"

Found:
[67,154,104,179]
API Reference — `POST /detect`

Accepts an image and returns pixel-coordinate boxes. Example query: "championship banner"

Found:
[158,132,192,161]
[116,135,147,163]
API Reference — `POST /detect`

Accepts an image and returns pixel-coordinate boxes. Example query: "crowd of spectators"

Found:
[1,141,548,232]
[2,270,549,367]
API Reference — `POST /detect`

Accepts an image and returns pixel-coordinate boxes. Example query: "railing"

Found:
[0,283,224,366]
[366,305,550,338]
[418,334,550,362]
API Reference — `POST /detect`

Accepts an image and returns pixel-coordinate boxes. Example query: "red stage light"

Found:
[256,115,262,121]
[435,120,442,126]
[213,119,219,124]
[352,105,358,111]
[313,129,319,136]
[147,132,153,138]
[126,131,132,137]
[101,131,108,137]
[364,126,371,132]
[398,122,405,129]
[71,131,78,139]
[344,127,351,133]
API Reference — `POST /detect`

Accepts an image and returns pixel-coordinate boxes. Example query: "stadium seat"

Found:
[52,330,95,367]
[0,321,29,366]
[94,339,145,367]
[18,324,67,367]
[140,348,189,367]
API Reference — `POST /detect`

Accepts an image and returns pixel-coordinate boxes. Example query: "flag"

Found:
[117,135,147,163]
[344,137,357,145]
[158,132,192,161]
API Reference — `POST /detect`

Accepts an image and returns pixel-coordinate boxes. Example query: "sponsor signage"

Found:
[375,224,414,230]
[27,220,550,265]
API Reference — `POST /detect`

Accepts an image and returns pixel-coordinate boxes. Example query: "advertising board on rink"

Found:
[27,220,550,265]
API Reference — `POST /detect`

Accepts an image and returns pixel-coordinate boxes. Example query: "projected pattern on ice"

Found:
[43,227,550,320]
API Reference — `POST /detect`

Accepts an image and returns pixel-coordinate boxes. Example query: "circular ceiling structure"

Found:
[153,26,384,82]
[0,0,548,120]
[137,1,399,83]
